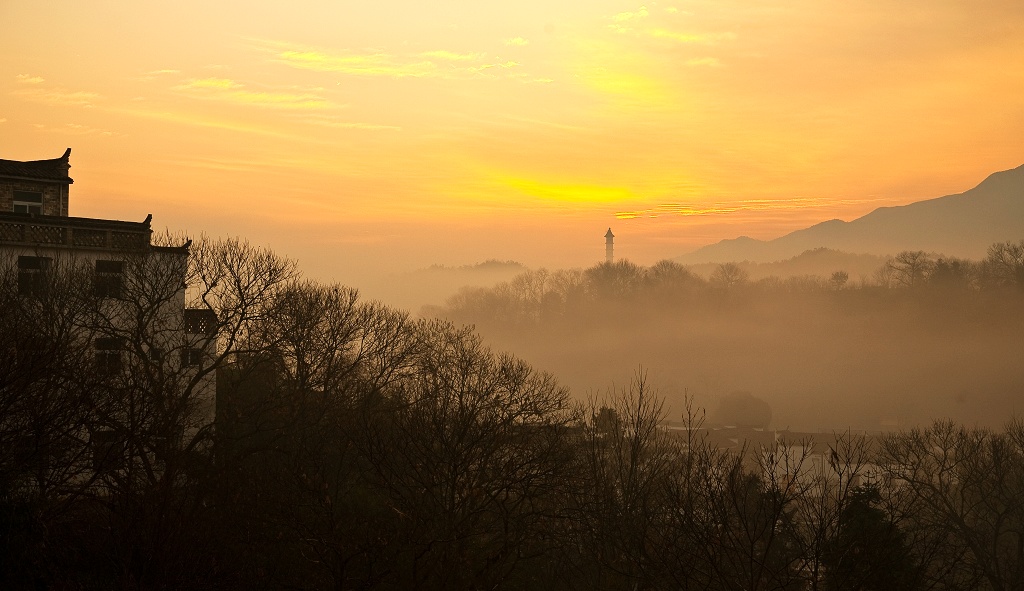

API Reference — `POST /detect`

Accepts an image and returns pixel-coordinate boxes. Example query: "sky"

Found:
[3,0,1024,292]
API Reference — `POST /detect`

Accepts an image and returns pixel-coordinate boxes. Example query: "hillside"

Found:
[677,163,1024,264]
[685,248,887,283]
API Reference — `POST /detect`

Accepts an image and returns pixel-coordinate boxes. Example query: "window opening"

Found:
[95,337,124,375]
[13,190,43,214]
[94,259,124,298]
[181,347,203,368]
[91,429,124,472]
[17,256,52,296]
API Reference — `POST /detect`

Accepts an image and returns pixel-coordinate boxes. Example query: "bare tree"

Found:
[711,262,750,290]
[354,320,577,590]
[830,270,850,290]
[887,251,934,288]
[567,370,678,590]
[879,420,1024,591]
[982,240,1024,289]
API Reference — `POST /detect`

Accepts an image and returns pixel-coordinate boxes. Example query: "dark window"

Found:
[18,256,51,296]
[94,259,124,298]
[184,309,218,335]
[13,191,43,215]
[91,429,124,472]
[95,337,124,375]
[180,347,203,368]
[13,433,50,474]
[149,347,164,362]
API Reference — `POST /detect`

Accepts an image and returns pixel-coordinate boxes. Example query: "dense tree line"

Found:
[3,239,1024,589]
[439,240,1024,329]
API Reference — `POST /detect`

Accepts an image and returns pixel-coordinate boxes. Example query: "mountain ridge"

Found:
[676,163,1024,264]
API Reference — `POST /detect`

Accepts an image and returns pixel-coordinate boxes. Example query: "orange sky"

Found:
[3,0,1024,290]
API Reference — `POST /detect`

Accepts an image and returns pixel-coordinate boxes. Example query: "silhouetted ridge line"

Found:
[676,163,1024,264]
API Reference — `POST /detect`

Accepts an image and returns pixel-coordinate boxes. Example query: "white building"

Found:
[0,148,216,478]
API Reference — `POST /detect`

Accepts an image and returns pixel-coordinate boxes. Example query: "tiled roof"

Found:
[0,148,74,183]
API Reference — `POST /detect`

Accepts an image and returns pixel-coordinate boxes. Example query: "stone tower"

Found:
[605,228,614,263]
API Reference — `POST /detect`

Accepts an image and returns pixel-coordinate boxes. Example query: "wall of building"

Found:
[0,180,68,216]
[2,244,216,433]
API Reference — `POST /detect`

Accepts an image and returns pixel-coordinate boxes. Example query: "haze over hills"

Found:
[360,260,526,313]
[676,163,1024,264]
[684,248,887,283]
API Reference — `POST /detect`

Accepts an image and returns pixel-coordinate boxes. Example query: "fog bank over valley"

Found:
[425,246,1024,432]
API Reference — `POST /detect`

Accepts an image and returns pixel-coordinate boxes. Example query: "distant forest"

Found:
[3,239,1024,590]
[432,241,1024,431]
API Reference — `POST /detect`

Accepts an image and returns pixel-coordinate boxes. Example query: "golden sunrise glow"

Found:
[2,0,1023,281]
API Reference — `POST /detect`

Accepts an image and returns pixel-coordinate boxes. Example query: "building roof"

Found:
[0,148,74,184]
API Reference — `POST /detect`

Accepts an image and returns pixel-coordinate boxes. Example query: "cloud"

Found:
[259,40,532,80]
[686,57,722,67]
[30,122,118,136]
[468,61,520,74]
[276,49,438,78]
[612,6,649,22]
[615,197,886,220]
[179,77,244,90]
[112,105,324,143]
[505,37,529,46]
[137,69,183,82]
[174,77,339,110]
[0,118,6,124]
[604,6,734,45]
[609,6,651,33]
[499,174,635,204]
[291,113,401,131]
[10,77,101,107]
[649,29,737,44]
[420,50,485,61]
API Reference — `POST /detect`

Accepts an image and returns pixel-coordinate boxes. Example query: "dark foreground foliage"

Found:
[3,238,1024,590]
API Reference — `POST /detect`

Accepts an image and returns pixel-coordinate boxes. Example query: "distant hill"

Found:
[676,163,1024,264]
[686,248,887,283]
[361,260,527,313]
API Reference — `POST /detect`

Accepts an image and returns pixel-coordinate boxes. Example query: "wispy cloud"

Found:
[174,77,340,110]
[686,57,722,67]
[258,40,528,80]
[11,76,101,107]
[277,49,435,77]
[30,122,118,136]
[650,29,737,44]
[137,68,181,81]
[420,50,484,61]
[605,6,735,45]
[499,174,635,204]
[290,113,401,131]
[612,6,650,23]
[179,77,243,90]
[504,37,529,46]
[111,105,324,142]
[608,6,651,34]
[616,197,888,219]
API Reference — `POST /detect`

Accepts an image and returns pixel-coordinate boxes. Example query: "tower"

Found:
[605,228,614,263]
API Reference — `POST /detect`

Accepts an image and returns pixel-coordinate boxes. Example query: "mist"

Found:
[425,246,1024,432]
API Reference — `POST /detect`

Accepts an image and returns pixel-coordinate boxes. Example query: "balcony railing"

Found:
[0,213,150,250]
